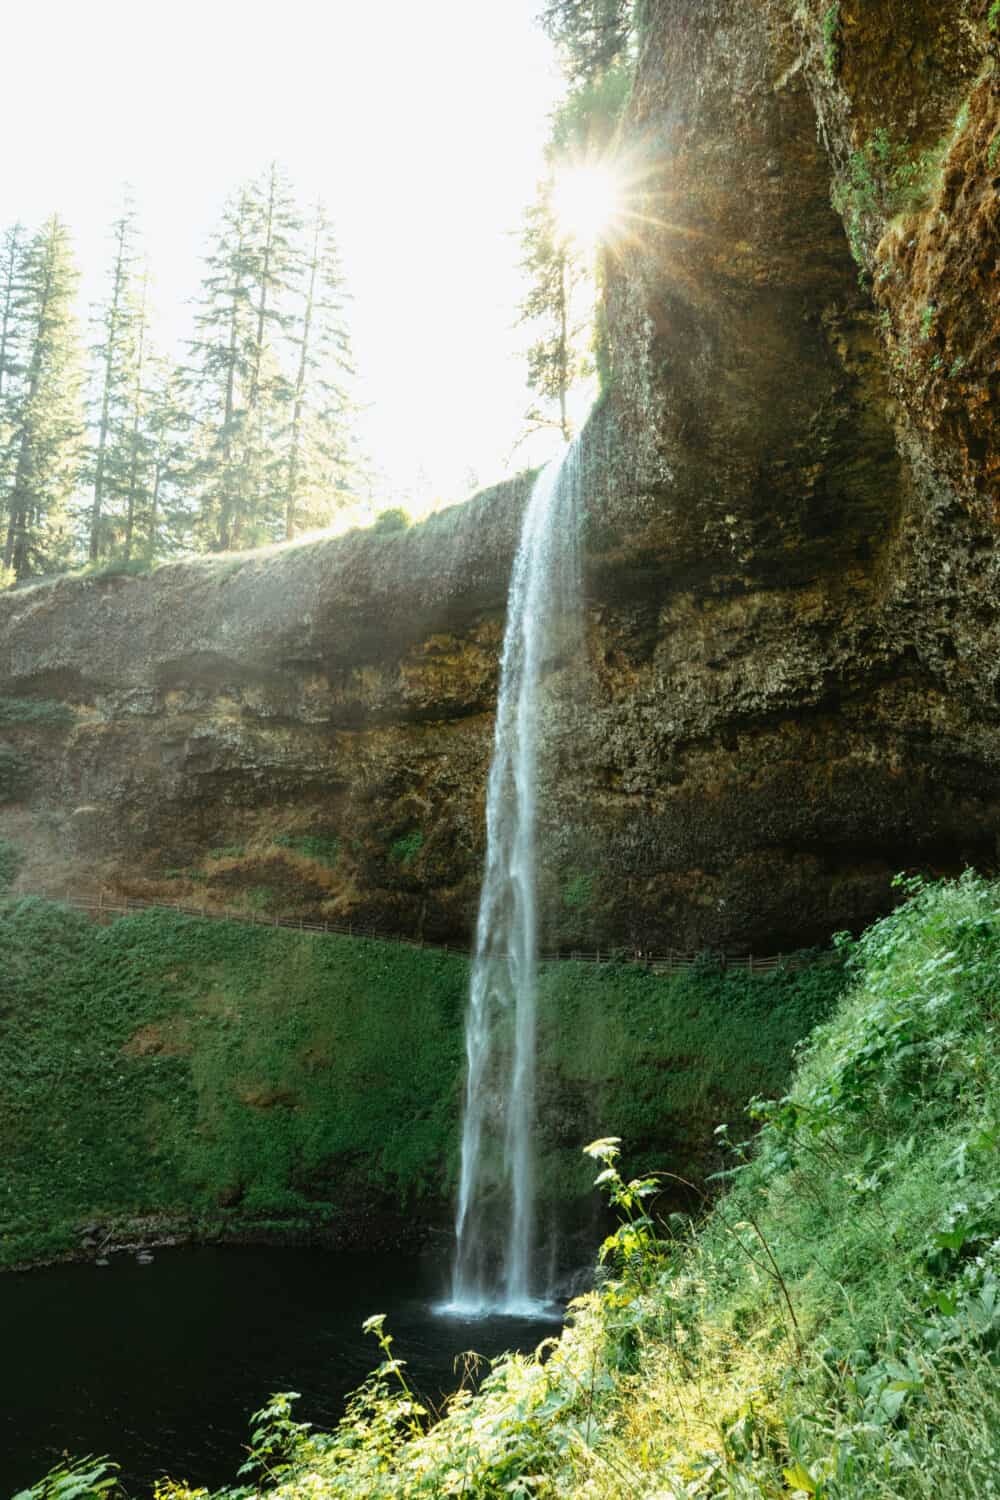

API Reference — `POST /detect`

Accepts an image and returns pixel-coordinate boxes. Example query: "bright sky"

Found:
[1,0,568,511]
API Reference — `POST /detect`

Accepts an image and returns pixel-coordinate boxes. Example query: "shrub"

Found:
[390,829,424,865]
[371,507,411,535]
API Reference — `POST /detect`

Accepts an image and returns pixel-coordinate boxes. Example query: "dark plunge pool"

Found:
[0,1245,562,1496]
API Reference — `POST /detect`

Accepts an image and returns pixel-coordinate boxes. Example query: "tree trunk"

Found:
[89,217,129,561]
[285,212,320,540]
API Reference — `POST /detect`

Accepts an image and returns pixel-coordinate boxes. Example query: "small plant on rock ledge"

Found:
[821,2,841,76]
[390,829,424,865]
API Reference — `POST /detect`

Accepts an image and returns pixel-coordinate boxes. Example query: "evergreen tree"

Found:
[540,0,634,84]
[282,201,361,538]
[242,162,300,538]
[1,217,84,580]
[0,224,26,513]
[517,180,589,442]
[87,201,141,560]
[119,262,153,561]
[0,224,25,401]
[190,165,304,551]
[143,360,195,558]
[188,188,257,551]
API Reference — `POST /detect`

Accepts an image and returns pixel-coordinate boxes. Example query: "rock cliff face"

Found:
[1,0,998,952]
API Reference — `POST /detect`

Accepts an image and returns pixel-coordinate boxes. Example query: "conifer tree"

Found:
[540,0,634,83]
[188,188,257,551]
[242,162,300,538]
[120,263,153,561]
[143,360,195,558]
[0,224,26,514]
[0,224,25,402]
[190,166,305,551]
[517,181,588,442]
[1,217,84,580]
[282,202,361,538]
[87,201,141,560]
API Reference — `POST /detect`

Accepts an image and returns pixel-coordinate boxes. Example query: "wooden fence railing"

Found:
[17,890,826,975]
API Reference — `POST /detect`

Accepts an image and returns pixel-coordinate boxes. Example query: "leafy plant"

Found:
[237,1391,312,1486]
[389,829,424,865]
[11,1457,119,1500]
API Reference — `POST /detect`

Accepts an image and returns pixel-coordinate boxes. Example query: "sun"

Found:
[550,160,626,253]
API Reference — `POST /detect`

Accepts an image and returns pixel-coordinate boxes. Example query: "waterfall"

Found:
[450,439,583,1316]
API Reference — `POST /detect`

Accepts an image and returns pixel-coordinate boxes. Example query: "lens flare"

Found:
[550,161,626,252]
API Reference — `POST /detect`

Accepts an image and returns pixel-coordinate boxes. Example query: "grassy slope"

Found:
[0,899,841,1269]
[136,873,1000,1500]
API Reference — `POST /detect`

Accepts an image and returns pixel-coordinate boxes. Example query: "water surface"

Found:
[0,1245,561,1495]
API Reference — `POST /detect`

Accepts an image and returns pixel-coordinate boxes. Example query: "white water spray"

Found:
[450,440,583,1315]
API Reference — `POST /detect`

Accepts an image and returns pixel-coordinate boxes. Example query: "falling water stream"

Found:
[449,440,583,1315]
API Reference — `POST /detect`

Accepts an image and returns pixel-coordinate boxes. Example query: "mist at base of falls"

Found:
[451,439,584,1315]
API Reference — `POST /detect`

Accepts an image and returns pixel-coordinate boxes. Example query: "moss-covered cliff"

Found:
[1,1,997,953]
[0,898,841,1268]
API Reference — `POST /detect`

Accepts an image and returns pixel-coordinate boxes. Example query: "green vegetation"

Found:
[562,871,595,912]
[73,557,159,581]
[0,900,840,1271]
[90,872,1000,1498]
[371,507,411,535]
[389,829,424,864]
[989,0,1000,31]
[0,744,30,801]
[540,0,635,85]
[517,7,634,436]
[273,831,341,866]
[821,3,841,76]
[1,172,367,586]
[206,843,247,860]
[233,884,276,912]
[0,696,75,725]
[0,837,24,889]
[0,218,83,581]
[833,128,951,269]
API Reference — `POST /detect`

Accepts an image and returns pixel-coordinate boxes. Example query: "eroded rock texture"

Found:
[1,0,998,952]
